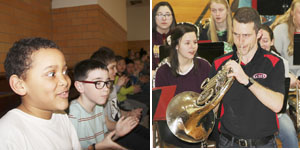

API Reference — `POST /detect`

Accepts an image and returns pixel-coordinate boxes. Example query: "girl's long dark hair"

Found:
[260,24,280,55]
[169,23,199,76]
[152,2,177,34]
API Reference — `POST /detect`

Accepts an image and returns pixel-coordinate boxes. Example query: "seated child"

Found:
[0,37,81,149]
[125,59,139,86]
[91,47,150,149]
[115,56,147,112]
[69,59,138,150]
[126,59,150,107]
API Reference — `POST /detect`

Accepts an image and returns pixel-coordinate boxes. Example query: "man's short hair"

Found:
[4,37,60,79]
[233,7,261,33]
[73,59,108,81]
[90,47,115,65]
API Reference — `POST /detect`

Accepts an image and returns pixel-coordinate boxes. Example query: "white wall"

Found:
[127,4,150,41]
[52,0,98,9]
[97,0,127,31]
[52,0,127,31]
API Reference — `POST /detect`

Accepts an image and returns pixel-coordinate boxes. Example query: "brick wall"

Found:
[0,0,52,72]
[128,40,150,54]
[52,4,128,68]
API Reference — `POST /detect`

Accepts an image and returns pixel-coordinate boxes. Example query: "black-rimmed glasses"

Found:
[79,80,113,89]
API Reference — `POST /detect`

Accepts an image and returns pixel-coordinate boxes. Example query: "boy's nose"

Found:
[58,75,69,87]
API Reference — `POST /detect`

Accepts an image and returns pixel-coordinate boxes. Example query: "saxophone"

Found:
[166,66,234,143]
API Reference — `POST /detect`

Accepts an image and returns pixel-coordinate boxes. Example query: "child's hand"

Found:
[129,108,142,119]
[117,75,129,87]
[139,75,149,83]
[94,130,127,150]
[115,116,138,137]
[133,85,141,93]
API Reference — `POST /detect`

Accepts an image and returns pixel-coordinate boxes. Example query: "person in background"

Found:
[91,47,150,150]
[140,49,150,75]
[115,56,148,119]
[154,22,211,147]
[125,59,138,86]
[259,24,299,148]
[69,59,134,150]
[152,1,177,70]
[271,0,300,78]
[126,58,150,108]
[135,51,140,60]
[199,0,233,45]
[0,37,81,149]
[125,49,135,64]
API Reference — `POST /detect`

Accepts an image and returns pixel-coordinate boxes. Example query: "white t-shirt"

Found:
[0,109,81,150]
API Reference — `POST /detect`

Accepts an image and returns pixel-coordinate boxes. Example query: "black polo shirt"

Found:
[209,46,285,139]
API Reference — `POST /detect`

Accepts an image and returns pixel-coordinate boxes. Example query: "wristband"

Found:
[244,77,255,88]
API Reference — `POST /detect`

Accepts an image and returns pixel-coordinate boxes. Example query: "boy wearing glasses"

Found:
[69,59,139,150]
[91,47,150,150]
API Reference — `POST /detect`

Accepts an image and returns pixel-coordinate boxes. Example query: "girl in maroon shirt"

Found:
[154,23,211,147]
[152,2,177,70]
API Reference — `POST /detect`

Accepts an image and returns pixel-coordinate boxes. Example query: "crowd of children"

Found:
[0,37,150,150]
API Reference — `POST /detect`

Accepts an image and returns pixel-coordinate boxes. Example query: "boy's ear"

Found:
[74,81,84,93]
[9,75,26,96]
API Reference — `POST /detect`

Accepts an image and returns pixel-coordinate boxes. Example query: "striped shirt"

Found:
[69,100,108,149]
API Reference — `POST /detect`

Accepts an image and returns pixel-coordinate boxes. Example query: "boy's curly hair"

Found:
[4,37,60,79]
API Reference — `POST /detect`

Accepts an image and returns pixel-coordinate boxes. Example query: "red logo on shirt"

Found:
[253,73,267,79]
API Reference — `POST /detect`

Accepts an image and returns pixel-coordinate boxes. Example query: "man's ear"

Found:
[257,29,263,40]
[9,75,26,96]
[74,81,84,93]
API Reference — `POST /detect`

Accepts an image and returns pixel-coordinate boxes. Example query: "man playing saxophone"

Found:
[210,7,285,148]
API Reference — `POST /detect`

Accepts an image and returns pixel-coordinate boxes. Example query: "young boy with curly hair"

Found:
[0,37,81,149]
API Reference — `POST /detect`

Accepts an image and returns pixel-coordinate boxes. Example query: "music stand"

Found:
[197,42,224,64]
[158,45,170,62]
[294,33,300,65]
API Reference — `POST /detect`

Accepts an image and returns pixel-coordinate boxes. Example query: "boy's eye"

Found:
[47,72,55,77]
